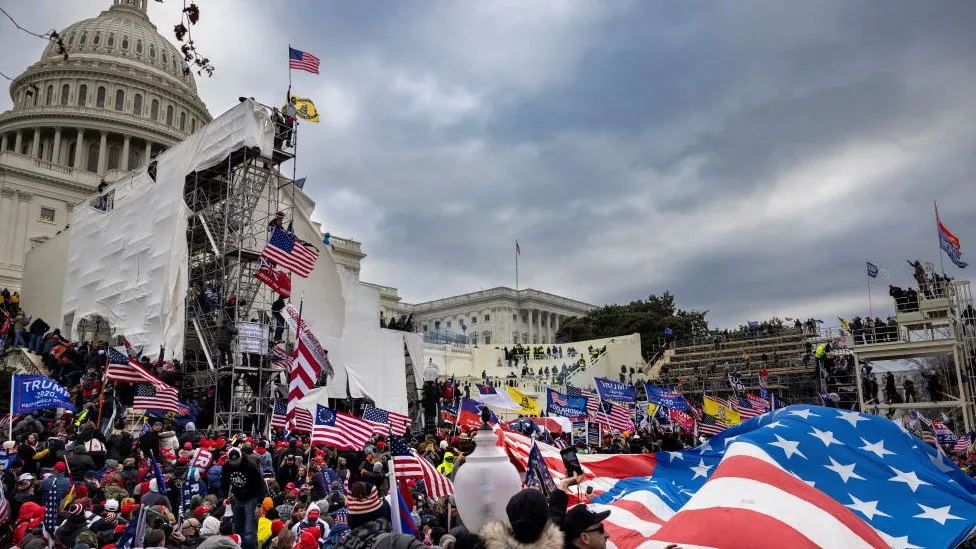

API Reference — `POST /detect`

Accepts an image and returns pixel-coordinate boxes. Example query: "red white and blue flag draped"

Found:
[271,398,313,432]
[261,227,320,278]
[132,384,180,413]
[287,337,321,429]
[391,438,454,499]
[106,348,166,387]
[936,202,968,268]
[955,435,972,453]
[362,405,412,436]
[310,405,372,451]
[499,406,976,549]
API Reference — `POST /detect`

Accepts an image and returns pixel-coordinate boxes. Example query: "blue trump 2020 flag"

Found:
[644,385,690,411]
[12,375,76,413]
[593,376,636,403]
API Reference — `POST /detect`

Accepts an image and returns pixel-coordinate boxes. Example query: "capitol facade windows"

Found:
[122,36,129,50]
[80,32,87,45]
[87,144,99,172]
[162,51,167,65]
[150,99,159,120]
[108,145,121,170]
[96,87,106,108]
[136,39,143,54]
[133,94,142,115]
[60,84,69,105]
[180,111,186,131]
[39,207,56,224]
[93,32,101,46]
[128,150,140,170]
[166,105,174,126]
[115,89,125,111]
[78,85,87,106]
[45,85,53,106]
[149,44,156,58]
[107,34,115,48]
[191,118,196,132]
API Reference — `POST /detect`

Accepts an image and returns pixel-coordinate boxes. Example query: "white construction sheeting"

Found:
[61,100,274,357]
[290,188,344,340]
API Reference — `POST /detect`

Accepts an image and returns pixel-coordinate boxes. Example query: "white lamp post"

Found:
[452,407,522,533]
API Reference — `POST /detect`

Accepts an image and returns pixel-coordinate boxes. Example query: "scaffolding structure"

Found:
[181,116,299,434]
[651,327,842,406]
[853,279,976,432]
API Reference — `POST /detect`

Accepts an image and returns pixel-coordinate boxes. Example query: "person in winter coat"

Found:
[141,479,172,510]
[106,422,134,461]
[323,508,350,549]
[65,442,97,478]
[222,447,269,549]
[436,452,455,477]
[12,501,43,546]
[54,503,89,548]
[480,489,565,549]
[179,422,203,447]
[291,506,330,545]
[40,462,71,502]
[139,421,163,458]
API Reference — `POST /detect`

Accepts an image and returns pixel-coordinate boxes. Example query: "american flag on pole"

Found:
[271,399,313,433]
[132,384,180,412]
[288,47,320,74]
[690,406,726,437]
[729,395,762,421]
[595,400,633,433]
[107,348,167,387]
[261,227,319,278]
[0,480,9,526]
[954,434,971,453]
[310,405,373,450]
[269,343,289,367]
[391,438,454,498]
[362,405,412,436]
[287,337,321,429]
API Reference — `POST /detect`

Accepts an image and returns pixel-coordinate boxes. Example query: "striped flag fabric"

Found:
[132,384,180,412]
[0,413,23,431]
[954,435,971,453]
[261,227,319,278]
[271,399,313,432]
[106,348,167,387]
[362,405,412,436]
[391,438,454,498]
[269,343,289,366]
[730,395,762,421]
[438,404,457,425]
[310,405,373,450]
[288,47,320,74]
[595,400,634,433]
[287,337,321,429]
[690,406,726,437]
[566,386,600,419]
[0,480,9,526]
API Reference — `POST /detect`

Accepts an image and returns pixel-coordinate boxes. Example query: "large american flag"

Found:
[362,405,412,436]
[261,227,319,278]
[311,405,372,450]
[271,399,313,432]
[132,384,180,412]
[288,47,320,74]
[500,406,976,549]
[391,438,454,498]
[106,347,167,387]
[595,400,634,433]
[287,336,321,429]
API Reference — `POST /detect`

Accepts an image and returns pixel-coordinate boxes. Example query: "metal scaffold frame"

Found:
[182,115,299,434]
[853,279,976,432]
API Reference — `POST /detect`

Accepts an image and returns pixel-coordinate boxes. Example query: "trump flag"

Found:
[11,375,76,413]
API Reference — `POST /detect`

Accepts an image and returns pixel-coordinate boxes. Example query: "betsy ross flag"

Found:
[391,438,454,498]
[262,227,319,278]
[254,258,291,297]
[107,348,167,387]
[362,405,412,436]
[936,201,968,268]
[289,46,320,74]
[133,384,180,413]
[271,399,313,432]
[311,405,373,450]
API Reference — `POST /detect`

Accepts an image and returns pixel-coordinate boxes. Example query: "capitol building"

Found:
[0,0,595,342]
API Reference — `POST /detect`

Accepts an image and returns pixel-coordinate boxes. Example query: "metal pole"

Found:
[867,277,873,319]
[9,374,15,441]
[935,201,947,276]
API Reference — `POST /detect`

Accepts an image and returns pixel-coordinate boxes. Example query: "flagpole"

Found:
[935,200,947,276]
[9,375,15,441]
[867,276,873,318]
[515,238,519,292]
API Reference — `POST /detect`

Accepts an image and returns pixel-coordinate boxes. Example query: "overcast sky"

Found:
[3,1,975,328]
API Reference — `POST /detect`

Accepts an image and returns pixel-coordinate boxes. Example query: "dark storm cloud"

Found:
[3,1,975,329]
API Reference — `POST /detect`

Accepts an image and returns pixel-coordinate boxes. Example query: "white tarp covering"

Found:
[290,189,344,340]
[61,100,274,357]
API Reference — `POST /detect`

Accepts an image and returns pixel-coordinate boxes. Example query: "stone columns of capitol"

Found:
[97,131,108,176]
[14,131,23,154]
[0,188,14,264]
[144,140,152,166]
[52,128,62,164]
[13,190,32,266]
[31,129,41,159]
[1,133,7,152]
[121,135,131,171]
[74,130,86,169]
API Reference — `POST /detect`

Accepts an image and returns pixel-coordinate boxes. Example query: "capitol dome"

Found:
[0,0,212,291]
